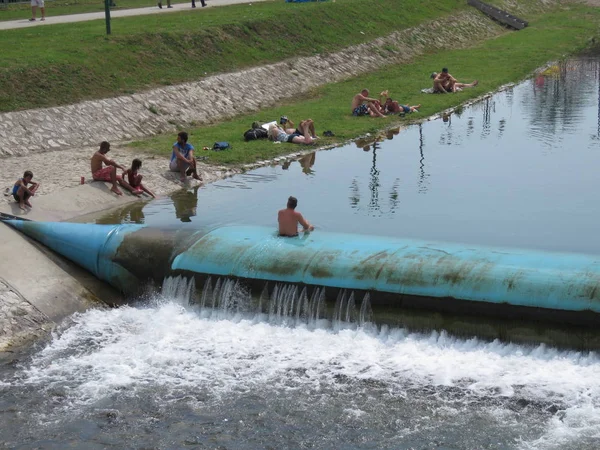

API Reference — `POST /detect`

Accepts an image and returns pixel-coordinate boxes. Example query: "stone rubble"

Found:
[0,279,52,354]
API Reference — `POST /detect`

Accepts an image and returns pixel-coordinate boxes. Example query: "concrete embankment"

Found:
[0,187,132,356]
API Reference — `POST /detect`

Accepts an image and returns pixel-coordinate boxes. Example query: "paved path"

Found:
[0,0,265,31]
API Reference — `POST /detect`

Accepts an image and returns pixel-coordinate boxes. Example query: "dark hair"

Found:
[287,196,298,209]
[23,170,33,179]
[442,67,449,73]
[131,158,142,171]
[178,131,188,143]
[99,141,110,153]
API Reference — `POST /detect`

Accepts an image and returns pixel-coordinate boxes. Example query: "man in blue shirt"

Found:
[169,131,202,182]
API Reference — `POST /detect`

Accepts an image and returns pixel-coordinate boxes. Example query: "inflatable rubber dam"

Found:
[6,220,600,349]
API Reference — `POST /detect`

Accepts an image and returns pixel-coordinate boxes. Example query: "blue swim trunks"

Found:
[352,104,369,116]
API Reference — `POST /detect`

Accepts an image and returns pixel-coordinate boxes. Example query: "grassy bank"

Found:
[129,4,600,166]
[0,0,191,21]
[0,0,468,112]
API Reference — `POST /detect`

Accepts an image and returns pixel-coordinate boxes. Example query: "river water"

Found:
[2,57,600,449]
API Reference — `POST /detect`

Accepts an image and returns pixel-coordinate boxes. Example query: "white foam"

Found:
[12,299,600,447]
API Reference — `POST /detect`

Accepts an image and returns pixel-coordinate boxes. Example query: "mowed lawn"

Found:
[1,0,599,166]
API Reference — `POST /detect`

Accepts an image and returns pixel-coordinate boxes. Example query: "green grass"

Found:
[128,4,600,166]
[0,0,468,111]
[0,0,193,21]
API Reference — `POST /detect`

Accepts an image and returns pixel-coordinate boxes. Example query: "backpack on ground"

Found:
[243,127,268,141]
[213,141,231,151]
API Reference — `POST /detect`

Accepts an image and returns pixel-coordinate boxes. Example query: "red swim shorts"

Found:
[92,166,113,182]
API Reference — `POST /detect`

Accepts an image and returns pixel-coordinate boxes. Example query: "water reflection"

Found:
[439,112,454,145]
[480,96,493,139]
[299,152,316,175]
[349,138,401,216]
[171,186,199,223]
[96,200,146,224]
[418,124,429,194]
[91,56,600,254]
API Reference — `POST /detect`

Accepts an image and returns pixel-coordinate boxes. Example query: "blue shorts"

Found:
[352,104,369,116]
[287,132,302,143]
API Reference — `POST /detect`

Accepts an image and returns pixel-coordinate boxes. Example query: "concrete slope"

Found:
[0,185,131,355]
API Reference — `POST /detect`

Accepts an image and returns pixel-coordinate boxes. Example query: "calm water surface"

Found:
[99,57,600,254]
[2,57,600,449]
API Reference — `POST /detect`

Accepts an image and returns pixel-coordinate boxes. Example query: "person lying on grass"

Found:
[351,89,386,118]
[268,119,316,145]
[123,158,156,198]
[278,117,319,139]
[431,68,478,93]
[378,91,421,114]
[12,170,39,211]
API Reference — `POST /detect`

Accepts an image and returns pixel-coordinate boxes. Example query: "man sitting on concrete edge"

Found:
[91,141,136,196]
[169,131,202,183]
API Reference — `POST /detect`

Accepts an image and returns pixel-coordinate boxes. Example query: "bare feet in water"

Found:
[24,200,33,208]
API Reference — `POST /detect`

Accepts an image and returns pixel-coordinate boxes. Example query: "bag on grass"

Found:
[243,128,268,141]
[213,141,231,151]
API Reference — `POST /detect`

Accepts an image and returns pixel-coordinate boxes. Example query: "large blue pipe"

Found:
[4,220,600,317]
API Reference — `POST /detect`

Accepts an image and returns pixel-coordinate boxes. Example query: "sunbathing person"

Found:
[280,117,319,139]
[378,91,421,114]
[432,68,478,93]
[351,89,386,118]
[268,119,315,145]
[91,141,135,196]
[123,158,156,198]
[12,170,39,211]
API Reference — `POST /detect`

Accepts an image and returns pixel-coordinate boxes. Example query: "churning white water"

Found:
[3,277,600,449]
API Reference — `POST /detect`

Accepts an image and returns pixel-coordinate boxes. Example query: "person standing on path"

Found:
[29,0,46,21]
[192,0,206,8]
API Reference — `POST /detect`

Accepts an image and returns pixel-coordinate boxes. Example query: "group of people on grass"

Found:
[350,67,477,118]
[11,67,477,210]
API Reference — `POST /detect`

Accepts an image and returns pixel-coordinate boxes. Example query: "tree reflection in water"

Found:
[349,135,400,216]
[418,124,430,194]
